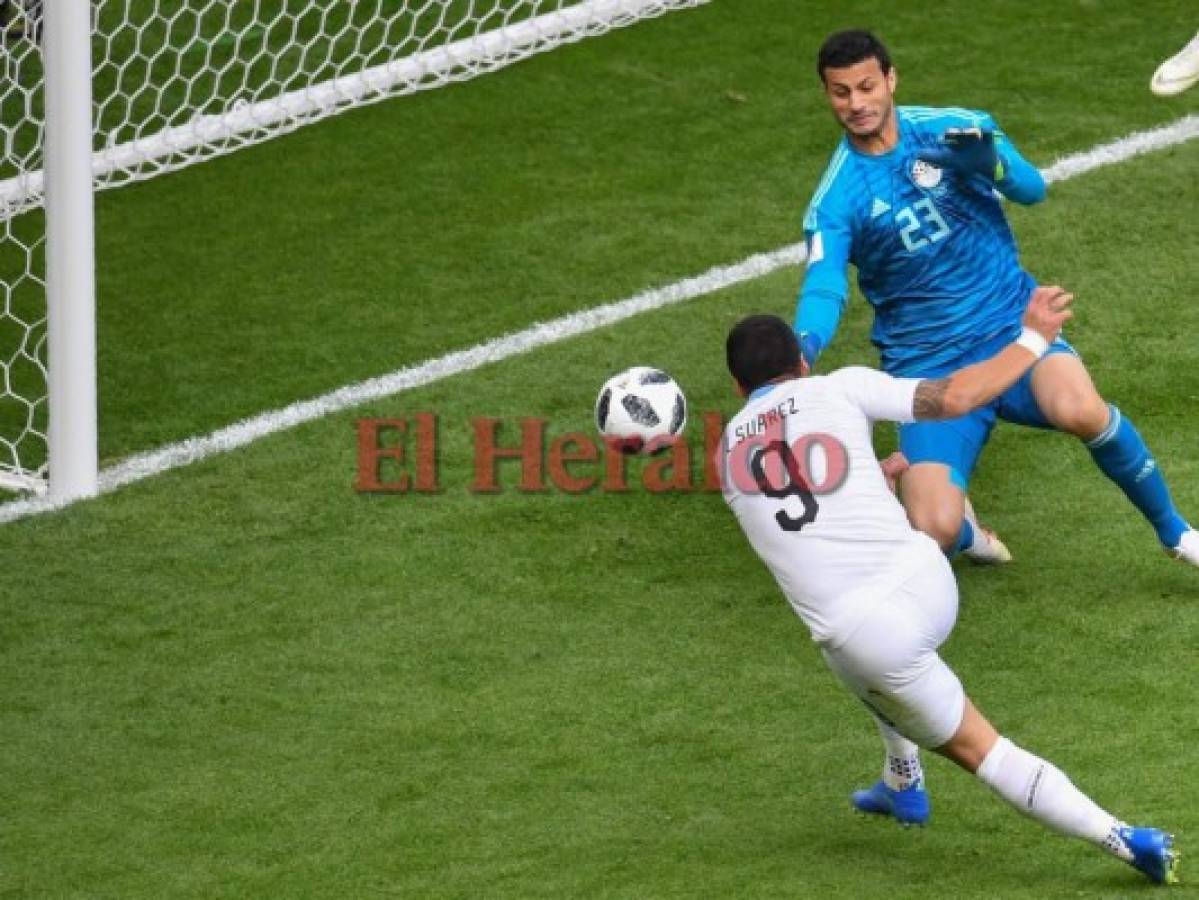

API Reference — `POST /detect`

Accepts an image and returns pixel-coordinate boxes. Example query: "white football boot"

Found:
[1151,31,1199,96]
[1170,529,1199,567]
[961,497,1012,565]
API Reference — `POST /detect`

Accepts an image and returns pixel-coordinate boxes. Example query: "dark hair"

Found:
[726,315,801,393]
[817,29,892,82]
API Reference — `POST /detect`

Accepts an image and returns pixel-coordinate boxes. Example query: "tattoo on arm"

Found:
[913,378,950,420]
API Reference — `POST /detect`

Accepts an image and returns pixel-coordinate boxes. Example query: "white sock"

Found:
[976,737,1131,862]
[876,718,923,791]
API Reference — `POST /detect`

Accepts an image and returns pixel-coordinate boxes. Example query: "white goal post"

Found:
[0,0,708,499]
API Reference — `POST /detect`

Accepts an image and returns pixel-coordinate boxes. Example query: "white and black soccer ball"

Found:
[594,366,687,454]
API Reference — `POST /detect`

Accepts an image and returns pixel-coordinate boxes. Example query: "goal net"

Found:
[0,0,707,494]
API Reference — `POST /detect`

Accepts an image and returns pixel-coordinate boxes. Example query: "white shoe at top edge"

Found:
[1151,31,1199,97]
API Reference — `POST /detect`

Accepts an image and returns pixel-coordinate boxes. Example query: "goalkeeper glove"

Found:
[917,127,1005,183]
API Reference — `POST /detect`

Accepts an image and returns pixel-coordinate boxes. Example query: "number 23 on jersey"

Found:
[895,197,951,253]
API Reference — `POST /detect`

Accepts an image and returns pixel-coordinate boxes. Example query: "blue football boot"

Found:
[850,779,930,827]
[1118,826,1180,885]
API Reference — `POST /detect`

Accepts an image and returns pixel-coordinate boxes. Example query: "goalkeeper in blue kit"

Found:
[795,29,1199,566]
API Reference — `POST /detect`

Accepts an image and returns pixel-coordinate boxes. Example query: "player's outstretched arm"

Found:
[913,286,1072,420]
[992,134,1045,205]
[795,258,849,369]
[795,210,853,369]
[917,127,1045,205]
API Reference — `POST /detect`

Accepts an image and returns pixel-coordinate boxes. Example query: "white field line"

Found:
[2,114,1198,525]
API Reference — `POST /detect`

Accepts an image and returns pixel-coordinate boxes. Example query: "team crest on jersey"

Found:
[910,159,943,190]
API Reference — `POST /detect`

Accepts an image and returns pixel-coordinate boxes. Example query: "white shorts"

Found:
[819,541,966,748]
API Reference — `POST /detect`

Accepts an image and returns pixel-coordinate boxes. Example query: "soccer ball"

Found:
[594,366,687,454]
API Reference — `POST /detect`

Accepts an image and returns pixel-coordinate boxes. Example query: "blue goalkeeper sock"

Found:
[950,517,975,558]
[1087,405,1189,548]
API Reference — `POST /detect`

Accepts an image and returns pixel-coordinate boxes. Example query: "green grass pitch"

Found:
[2,1,1199,896]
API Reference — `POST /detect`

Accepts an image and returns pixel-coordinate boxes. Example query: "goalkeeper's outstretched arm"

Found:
[918,124,1045,206]
[794,215,852,369]
[993,134,1045,205]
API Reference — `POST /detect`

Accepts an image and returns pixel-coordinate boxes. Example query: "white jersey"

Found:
[721,366,942,645]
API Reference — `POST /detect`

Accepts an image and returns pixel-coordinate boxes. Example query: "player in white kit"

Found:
[719,286,1178,885]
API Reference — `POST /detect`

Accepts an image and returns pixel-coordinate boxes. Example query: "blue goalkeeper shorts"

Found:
[897,334,1078,491]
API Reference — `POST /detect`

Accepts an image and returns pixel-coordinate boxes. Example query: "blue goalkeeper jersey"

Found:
[794,105,1045,376]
